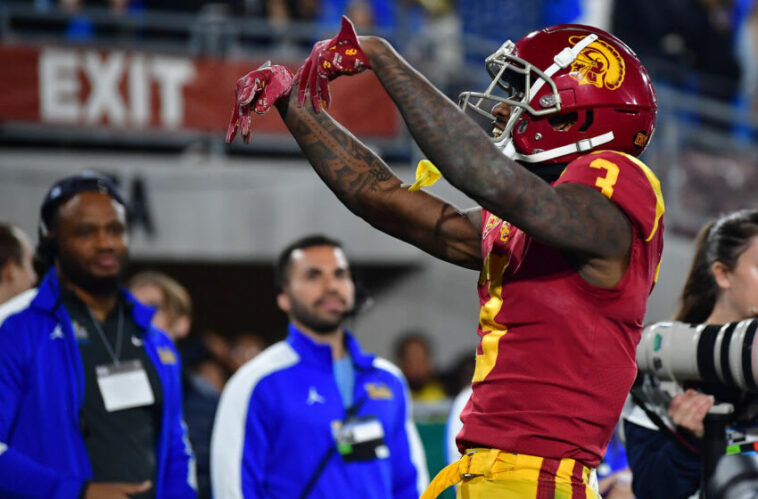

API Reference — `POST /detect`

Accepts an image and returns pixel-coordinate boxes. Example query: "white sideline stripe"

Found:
[372,356,403,379]
[0,288,37,327]
[373,357,430,493]
[445,386,472,465]
[211,342,298,499]
[0,441,7,456]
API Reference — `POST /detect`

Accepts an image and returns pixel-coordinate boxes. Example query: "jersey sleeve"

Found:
[554,150,664,242]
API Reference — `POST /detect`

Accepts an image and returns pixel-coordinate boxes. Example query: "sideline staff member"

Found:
[211,234,427,498]
[0,172,196,498]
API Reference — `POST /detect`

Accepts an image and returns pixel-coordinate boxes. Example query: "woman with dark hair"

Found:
[675,210,758,325]
[625,209,758,499]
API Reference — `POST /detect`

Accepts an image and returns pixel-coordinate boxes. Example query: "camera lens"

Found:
[637,319,758,391]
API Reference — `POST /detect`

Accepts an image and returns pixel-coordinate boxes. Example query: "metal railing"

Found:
[1,2,394,57]
[646,83,758,236]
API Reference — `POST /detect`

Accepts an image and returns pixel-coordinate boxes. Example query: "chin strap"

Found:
[502,131,615,163]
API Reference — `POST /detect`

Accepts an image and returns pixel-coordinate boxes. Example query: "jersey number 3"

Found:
[589,158,620,198]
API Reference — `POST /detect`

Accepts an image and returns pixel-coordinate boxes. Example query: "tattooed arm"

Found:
[356,36,632,284]
[275,89,482,270]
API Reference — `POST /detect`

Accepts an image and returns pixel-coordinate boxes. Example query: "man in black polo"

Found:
[0,172,196,498]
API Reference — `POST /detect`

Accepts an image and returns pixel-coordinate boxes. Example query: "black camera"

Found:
[708,454,758,499]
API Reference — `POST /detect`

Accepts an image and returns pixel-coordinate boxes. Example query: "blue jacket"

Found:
[210,324,428,498]
[0,270,197,498]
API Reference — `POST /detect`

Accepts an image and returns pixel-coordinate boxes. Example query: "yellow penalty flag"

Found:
[408,159,442,192]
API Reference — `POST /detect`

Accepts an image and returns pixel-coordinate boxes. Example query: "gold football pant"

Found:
[421,448,600,499]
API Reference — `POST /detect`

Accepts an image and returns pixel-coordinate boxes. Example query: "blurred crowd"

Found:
[12,0,757,113]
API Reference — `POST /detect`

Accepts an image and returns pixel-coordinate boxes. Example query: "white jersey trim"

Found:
[0,288,37,327]
[210,341,299,499]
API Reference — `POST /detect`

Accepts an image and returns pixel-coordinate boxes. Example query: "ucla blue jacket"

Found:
[0,270,197,498]
[210,324,428,498]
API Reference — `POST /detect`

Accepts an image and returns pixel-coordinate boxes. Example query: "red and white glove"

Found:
[226,62,294,144]
[294,16,371,113]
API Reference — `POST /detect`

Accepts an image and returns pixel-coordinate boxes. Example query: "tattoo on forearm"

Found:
[279,94,398,204]
[277,88,483,269]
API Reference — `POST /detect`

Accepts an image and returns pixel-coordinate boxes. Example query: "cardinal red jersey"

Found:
[457,150,664,467]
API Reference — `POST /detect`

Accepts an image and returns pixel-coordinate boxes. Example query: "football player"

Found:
[227,19,664,499]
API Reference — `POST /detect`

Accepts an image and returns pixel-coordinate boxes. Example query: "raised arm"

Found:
[275,91,482,270]
[355,36,631,263]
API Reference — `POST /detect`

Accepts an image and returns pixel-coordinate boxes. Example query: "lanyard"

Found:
[297,396,368,499]
[87,303,124,365]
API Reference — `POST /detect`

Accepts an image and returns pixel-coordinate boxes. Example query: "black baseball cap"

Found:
[39,171,127,235]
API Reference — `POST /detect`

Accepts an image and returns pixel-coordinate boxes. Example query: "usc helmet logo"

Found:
[568,35,625,91]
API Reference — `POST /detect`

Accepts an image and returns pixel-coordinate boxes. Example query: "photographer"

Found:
[625,209,758,499]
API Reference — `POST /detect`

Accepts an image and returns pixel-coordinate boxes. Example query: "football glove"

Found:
[226,62,294,144]
[294,16,371,113]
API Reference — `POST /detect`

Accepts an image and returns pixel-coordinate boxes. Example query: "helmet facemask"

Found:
[459,41,562,151]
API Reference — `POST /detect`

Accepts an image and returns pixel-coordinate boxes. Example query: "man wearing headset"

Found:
[0,172,196,498]
[211,234,428,498]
